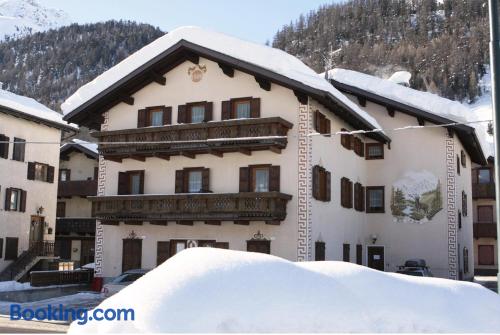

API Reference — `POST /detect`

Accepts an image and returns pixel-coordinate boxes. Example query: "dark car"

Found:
[396,259,433,277]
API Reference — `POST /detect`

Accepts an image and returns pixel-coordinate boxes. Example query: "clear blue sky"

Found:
[38,0,340,44]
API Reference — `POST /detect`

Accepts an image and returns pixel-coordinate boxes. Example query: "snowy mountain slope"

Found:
[0,0,70,40]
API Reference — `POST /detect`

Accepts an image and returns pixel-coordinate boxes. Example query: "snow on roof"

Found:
[60,139,98,154]
[61,26,382,131]
[68,248,500,333]
[327,68,491,159]
[0,88,74,129]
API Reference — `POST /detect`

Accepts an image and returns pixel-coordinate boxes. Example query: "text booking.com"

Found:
[10,304,134,325]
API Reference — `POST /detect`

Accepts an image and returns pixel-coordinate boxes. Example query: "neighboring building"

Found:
[62,27,485,281]
[328,68,486,280]
[0,90,75,281]
[55,139,98,268]
[472,158,497,275]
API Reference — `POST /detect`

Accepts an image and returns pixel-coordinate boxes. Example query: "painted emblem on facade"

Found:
[188,64,207,82]
[390,170,443,224]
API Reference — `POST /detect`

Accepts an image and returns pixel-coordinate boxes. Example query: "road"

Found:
[0,317,68,333]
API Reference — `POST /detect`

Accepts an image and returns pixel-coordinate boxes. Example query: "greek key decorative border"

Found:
[297,102,312,261]
[445,136,458,280]
[94,112,108,276]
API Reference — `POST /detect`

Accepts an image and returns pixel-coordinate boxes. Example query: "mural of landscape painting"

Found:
[390,170,443,224]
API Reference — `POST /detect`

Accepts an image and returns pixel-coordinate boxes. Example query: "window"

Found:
[356,244,362,265]
[312,165,331,201]
[118,170,145,195]
[137,106,171,127]
[27,162,54,183]
[456,155,460,175]
[175,168,209,193]
[221,97,260,120]
[478,168,492,184]
[59,169,70,181]
[478,245,495,265]
[4,237,18,260]
[353,137,364,157]
[12,138,25,162]
[477,205,493,223]
[341,177,353,208]
[340,128,352,149]
[343,244,350,262]
[4,188,26,212]
[315,241,325,261]
[239,165,280,192]
[253,168,269,192]
[35,163,48,181]
[178,102,213,123]
[462,191,468,216]
[314,111,331,136]
[191,105,206,123]
[56,202,66,218]
[354,183,365,212]
[247,240,271,254]
[365,143,384,159]
[458,210,462,230]
[461,150,466,168]
[366,186,385,213]
[463,247,469,274]
[0,134,9,159]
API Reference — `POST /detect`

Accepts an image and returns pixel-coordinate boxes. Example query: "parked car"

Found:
[396,259,433,277]
[101,269,150,297]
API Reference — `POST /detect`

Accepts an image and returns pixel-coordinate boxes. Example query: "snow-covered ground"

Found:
[0,281,34,292]
[69,248,500,333]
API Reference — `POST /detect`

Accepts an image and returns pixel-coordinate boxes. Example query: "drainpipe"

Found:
[488,0,500,293]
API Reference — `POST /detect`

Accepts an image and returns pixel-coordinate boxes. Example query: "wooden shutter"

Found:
[0,135,8,159]
[312,165,321,200]
[202,168,210,192]
[214,242,229,249]
[356,244,362,265]
[204,102,213,121]
[27,162,35,180]
[175,170,184,193]
[118,172,129,195]
[163,106,172,125]
[177,105,187,123]
[137,109,147,127]
[221,101,231,120]
[324,118,331,137]
[20,190,26,213]
[138,170,145,194]
[156,241,170,266]
[314,111,322,132]
[360,186,365,211]
[5,237,18,260]
[325,171,331,201]
[315,241,325,261]
[4,188,11,211]
[269,166,280,192]
[343,244,350,262]
[348,180,353,208]
[239,167,250,192]
[47,166,55,183]
[0,238,3,258]
[250,98,260,118]
[94,167,98,180]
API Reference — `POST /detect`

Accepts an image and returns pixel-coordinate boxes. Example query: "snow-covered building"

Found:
[328,68,486,280]
[62,26,485,281]
[0,89,75,280]
[55,139,98,268]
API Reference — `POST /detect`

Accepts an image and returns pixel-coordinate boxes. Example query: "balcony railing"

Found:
[58,180,98,198]
[90,192,292,225]
[92,117,293,161]
[56,218,96,235]
[474,223,498,239]
[472,182,496,199]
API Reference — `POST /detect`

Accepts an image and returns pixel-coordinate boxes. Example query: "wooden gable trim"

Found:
[218,63,234,77]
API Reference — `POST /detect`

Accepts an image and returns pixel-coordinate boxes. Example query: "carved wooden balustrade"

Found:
[91,117,293,161]
[90,192,292,225]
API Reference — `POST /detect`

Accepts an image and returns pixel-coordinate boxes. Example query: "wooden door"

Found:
[29,216,44,245]
[247,240,271,254]
[55,239,71,260]
[81,239,95,265]
[122,239,142,272]
[478,245,495,265]
[367,246,385,271]
[156,241,170,266]
[477,206,494,222]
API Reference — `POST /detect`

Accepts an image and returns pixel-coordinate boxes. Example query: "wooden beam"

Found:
[239,148,251,156]
[155,154,170,161]
[150,220,168,226]
[447,127,454,138]
[417,117,425,126]
[218,63,234,77]
[266,220,281,225]
[177,220,194,226]
[129,155,146,162]
[254,76,271,91]
[205,220,221,226]
[185,52,199,64]
[103,156,122,163]
[119,94,134,106]
[124,220,143,225]
[150,71,166,86]
[209,150,223,158]
[269,146,281,154]
[294,90,308,105]
[386,107,395,117]
[234,220,249,225]
[357,96,367,107]
[101,220,119,225]
[181,152,195,159]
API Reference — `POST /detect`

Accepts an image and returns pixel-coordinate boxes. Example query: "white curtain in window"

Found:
[191,106,205,123]
[151,111,163,126]
[370,190,383,207]
[188,171,202,193]
[254,169,269,192]
[130,174,141,194]
[236,102,251,119]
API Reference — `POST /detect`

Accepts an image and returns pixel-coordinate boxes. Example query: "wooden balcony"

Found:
[474,223,498,239]
[58,180,97,198]
[472,182,496,199]
[56,218,96,235]
[92,117,293,162]
[90,192,292,225]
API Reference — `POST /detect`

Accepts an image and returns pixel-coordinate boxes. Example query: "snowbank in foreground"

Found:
[0,281,33,292]
[69,248,500,333]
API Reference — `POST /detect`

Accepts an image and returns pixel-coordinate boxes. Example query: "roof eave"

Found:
[1,105,77,132]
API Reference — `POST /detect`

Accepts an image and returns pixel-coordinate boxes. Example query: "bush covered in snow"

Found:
[70,248,500,333]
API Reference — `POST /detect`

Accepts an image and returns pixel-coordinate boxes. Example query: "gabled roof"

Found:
[327,68,487,165]
[62,26,389,144]
[0,88,76,131]
[60,139,98,160]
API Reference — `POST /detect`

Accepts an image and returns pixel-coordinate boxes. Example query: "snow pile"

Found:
[0,88,73,128]
[0,281,33,292]
[69,248,500,333]
[61,26,382,132]
[388,70,411,86]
